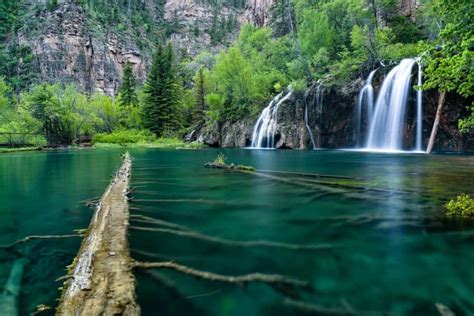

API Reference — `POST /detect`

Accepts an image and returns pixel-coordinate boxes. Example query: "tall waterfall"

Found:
[251,87,293,148]
[355,69,377,147]
[415,60,423,151]
[304,97,317,149]
[366,58,423,151]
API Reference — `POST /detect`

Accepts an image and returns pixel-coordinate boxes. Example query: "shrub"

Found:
[213,152,226,165]
[444,194,474,218]
[92,129,156,145]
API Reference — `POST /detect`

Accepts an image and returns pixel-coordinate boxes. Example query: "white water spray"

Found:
[415,60,423,151]
[304,96,317,149]
[355,69,377,147]
[366,58,420,151]
[251,87,293,148]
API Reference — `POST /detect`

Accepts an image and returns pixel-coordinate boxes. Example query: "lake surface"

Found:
[0,148,473,315]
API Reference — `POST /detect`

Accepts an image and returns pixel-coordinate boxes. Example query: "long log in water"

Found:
[57,152,140,315]
[0,258,26,316]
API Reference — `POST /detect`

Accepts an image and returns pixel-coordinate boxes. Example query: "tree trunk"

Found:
[426,90,447,154]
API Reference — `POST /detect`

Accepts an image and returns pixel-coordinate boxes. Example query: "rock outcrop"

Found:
[19,1,146,95]
[15,0,269,95]
[193,87,355,149]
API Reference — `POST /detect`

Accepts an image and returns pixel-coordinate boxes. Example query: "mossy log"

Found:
[57,152,140,315]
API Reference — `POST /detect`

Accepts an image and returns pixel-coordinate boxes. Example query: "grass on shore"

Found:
[0,146,41,154]
[93,139,205,150]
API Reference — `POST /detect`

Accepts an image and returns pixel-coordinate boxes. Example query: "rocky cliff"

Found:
[13,0,270,95]
[193,86,356,149]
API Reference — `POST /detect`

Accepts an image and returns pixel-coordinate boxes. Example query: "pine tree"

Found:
[192,68,207,124]
[118,61,138,107]
[142,43,182,137]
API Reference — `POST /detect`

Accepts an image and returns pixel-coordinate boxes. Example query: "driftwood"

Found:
[133,261,309,289]
[0,234,81,249]
[284,298,392,316]
[130,214,190,231]
[130,226,339,251]
[57,152,140,315]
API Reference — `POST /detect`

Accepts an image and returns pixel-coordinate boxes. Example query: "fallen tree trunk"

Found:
[57,152,140,315]
[426,90,447,154]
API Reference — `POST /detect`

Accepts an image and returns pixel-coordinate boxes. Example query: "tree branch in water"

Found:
[0,234,82,249]
[130,226,339,251]
[133,261,309,290]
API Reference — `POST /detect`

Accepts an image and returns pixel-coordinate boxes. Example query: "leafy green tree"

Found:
[24,84,88,145]
[423,0,473,153]
[118,61,138,107]
[142,43,182,136]
[192,68,208,124]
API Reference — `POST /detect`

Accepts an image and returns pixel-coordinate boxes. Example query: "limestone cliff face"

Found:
[15,0,268,95]
[164,0,243,56]
[244,0,273,26]
[19,1,146,95]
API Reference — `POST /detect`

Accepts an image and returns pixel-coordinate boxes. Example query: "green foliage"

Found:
[444,194,474,218]
[422,0,473,98]
[205,24,291,122]
[459,105,474,134]
[192,68,208,124]
[118,62,138,107]
[213,152,226,165]
[142,43,183,137]
[92,129,156,145]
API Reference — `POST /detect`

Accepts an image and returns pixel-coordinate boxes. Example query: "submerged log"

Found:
[133,261,309,289]
[57,152,140,315]
[0,258,26,316]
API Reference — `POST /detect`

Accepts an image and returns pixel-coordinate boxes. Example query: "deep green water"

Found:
[0,148,473,315]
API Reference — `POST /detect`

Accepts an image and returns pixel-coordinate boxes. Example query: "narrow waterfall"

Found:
[304,86,317,149]
[415,60,423,151]
[355,69,377,147]
[366,58,418,151]
[315,83,324,148]
[251,87,293,148]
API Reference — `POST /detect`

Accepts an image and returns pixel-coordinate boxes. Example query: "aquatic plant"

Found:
[444,193,474,218]
[213,153,227,165]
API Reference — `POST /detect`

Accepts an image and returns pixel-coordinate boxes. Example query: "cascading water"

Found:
[315,83,324,148]
[304,84,317,149]
[250,87,293,148]
[415,60,423,152]
[355,69,377,147]
[366,58,423,151]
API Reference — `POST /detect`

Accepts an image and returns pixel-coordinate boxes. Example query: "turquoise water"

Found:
[129,149,474,316]
[0,148,473,315]
[0,149,121,315]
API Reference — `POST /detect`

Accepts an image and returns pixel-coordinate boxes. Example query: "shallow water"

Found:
[0,149,121,315]
[0,148,473,315]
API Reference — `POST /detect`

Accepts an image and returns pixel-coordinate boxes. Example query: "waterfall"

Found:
[315,83,324,148]
[366,58,418,151]
[304,85,317,149]
[251,87,293,148]
[355,69,377,147]
[415,60,423,152]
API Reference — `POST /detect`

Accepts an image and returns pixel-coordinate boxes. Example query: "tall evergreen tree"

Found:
[118,61,138,107]
[142,43,182,136]
[192,68,207,124]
